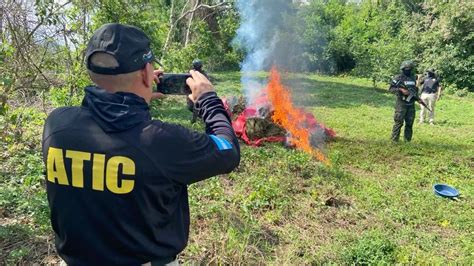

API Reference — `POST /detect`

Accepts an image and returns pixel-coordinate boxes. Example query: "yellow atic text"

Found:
[46,147,135,194]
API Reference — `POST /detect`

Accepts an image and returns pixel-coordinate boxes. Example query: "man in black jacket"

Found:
[419,68,442,125]
[42,23,240,265]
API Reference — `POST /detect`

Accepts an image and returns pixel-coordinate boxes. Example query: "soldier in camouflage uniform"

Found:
[389,60,419,142]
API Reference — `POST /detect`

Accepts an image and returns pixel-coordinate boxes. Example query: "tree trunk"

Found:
[185,0,200,47]
[0,6,4,37]
[162,0,176,58]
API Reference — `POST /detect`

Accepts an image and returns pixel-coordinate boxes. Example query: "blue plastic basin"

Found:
[433,184,459,198]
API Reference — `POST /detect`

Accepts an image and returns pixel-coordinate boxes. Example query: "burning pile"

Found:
[224,67,336,164]
[228,0,335,163]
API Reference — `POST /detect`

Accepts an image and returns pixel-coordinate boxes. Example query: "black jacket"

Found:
[42,86,240,265]
[421,75,440,94]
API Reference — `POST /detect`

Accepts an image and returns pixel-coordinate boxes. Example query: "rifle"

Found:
[393,80,432,112]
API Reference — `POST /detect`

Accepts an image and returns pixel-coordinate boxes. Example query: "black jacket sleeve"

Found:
[195,92,237,144]
[153,92,240,185]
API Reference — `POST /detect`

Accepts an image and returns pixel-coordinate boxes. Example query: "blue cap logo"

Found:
[143,50,153,61]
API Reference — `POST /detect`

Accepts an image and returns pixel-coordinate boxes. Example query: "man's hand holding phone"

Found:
[186,70,215,102]
[154,60,212,99]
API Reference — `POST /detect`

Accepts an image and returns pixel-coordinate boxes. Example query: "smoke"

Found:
[233,0,299,104]
[233,0,336,156]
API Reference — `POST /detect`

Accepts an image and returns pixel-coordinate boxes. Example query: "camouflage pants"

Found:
[391,104,415,142]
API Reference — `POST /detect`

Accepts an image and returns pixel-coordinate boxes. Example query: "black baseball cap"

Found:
[85,23,155,75]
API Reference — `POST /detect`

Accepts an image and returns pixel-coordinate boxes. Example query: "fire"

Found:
[266,66,330,164]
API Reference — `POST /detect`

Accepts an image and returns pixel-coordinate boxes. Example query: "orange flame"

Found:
[266,66,330,164]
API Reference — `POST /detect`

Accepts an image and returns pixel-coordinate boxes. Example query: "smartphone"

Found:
[156,74,192,95]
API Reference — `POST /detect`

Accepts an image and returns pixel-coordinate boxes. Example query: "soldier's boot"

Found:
[404,107,416,142]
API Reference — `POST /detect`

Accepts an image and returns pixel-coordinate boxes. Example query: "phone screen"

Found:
[156,74,192,95]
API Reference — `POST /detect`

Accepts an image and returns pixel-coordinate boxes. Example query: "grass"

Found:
[1,71,473,264]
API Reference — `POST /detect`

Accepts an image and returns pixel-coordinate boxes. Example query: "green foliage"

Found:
[295,0,346,73]
[164,11,242,72]
[0,105,50,239]
[6,246,30,264]
[1,107,46,146]
[454,88,470,98]
[89,0,241,72]
[164,20,216,71]
[211,8,243,71]
[34,0,62,26]
[91,0,169,53]
[0,140,47,216]
[0,42,15,89]
[342,230,397,264]
[289,0,473,89]
[49,86,84,107]
[416,1,474,90]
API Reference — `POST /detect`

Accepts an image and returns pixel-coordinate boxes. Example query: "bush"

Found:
[443,84,458,95]
[343,230,397,264]
[49,86,84,107]
[454,88,470,98]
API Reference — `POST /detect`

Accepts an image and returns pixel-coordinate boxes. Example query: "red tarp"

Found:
[222,97,336,146]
